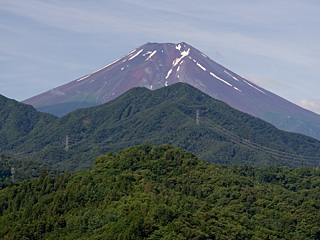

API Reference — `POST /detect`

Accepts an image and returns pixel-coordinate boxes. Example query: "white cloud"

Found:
[50,89,65,96]
[296,99,320,115]
[0,0,135,34]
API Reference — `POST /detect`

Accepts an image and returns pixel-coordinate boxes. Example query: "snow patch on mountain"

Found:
[127,49,136,55]
[76,75,90,82]
[224,71,239,81]
[77,56,123,82]
[165,68,173,79]
[210,72,232,87]
[196,62,206,71]
[243,80,265,94]
[143,51,152,56]
[234,87,241,92]
[172,48,190,67]
[128,49,143,61]
[146,50,157,61]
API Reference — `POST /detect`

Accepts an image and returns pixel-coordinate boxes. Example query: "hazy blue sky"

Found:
[1,0,320,113]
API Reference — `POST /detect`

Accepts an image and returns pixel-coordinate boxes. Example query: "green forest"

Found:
[0,154,54,189]
[1,144,320,239]
[1,84,320,239]
[2,84,320,172]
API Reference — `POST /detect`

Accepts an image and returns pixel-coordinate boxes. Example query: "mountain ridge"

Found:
[22,42,320,140]
[7,83,320,171]
[0,94,57,148]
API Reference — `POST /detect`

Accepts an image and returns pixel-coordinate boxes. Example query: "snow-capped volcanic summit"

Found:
[23,42,320,140]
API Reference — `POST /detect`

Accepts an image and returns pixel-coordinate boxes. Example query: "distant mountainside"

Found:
[0,95,57,185]
[6,83,320,171]
[23,42,320,140]
[1,144,320,239]
[0,94,57,148]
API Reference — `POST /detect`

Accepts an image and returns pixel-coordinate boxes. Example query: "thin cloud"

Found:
[296,99,320,115]
[50,89,65,96]
[123,0,320,68]
[0,0,135,34]
[124,0,320,26]
[1,0,320,102]
[1,0,319,69]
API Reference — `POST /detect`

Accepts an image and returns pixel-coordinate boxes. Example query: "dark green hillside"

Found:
[0,154,55,189]
[0,94,57,148]
[1,144,320,239]
[7,83,320,170]
[0,95,58,186]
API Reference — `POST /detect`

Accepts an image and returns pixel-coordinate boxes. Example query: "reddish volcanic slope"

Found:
[23,42,320,139]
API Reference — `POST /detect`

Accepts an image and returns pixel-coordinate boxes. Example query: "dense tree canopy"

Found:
[0,94,56,148]
[3,84,320,171]
[0,154,54,189]
[1,144,320,239]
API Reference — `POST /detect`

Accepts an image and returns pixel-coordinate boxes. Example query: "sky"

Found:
[1,0,320,114]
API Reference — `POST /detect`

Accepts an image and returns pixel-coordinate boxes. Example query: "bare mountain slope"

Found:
[23,42,320,140]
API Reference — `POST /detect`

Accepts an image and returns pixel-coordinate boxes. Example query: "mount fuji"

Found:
[23,42,320,140]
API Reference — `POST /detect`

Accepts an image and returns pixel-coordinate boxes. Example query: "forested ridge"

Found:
[1,84,320,239]
[1,144,320,239]
[0,94,57,148]
[3,83,320,171]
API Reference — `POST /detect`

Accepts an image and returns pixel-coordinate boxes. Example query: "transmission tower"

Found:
[196,110,200,125]
[65,135,69,151]
[11,167,15,184]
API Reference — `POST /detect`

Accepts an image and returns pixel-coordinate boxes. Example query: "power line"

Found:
[180,106,320,165]
[199,116,320,166]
